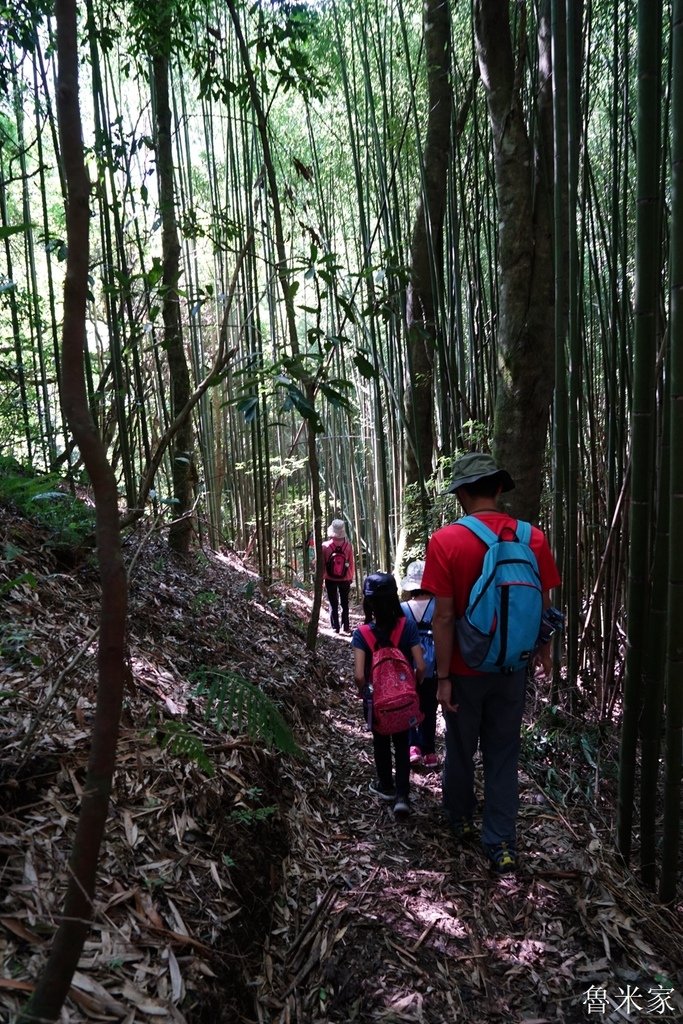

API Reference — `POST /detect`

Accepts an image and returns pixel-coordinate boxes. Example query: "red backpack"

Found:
[326,542,349,580]
[358,619,423,735]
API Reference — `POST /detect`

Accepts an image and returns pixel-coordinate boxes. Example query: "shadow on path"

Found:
[253,634,683,1023]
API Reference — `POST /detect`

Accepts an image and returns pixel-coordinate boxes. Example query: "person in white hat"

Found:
[322,518,355,633]
[400,560,439,769]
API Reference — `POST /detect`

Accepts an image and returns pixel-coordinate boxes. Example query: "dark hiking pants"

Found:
[442,669,526,847]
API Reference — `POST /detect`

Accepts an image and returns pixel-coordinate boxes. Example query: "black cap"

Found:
[362,572,398,598]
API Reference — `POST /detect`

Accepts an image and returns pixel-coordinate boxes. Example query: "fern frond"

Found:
[161,721,215,775]
[192,669,299,755]
[229,805,277,825]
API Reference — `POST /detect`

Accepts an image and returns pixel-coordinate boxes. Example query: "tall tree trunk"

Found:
[563,0,585,705]
[0,156,32,459]
[660,0,681,902]
[305,380,325,650]
[404,0,452,546]
[153,50,194,553]
[19,1,128,1019]
[550,0,569,700]
[474,0,555,521]
[617,0,663,866]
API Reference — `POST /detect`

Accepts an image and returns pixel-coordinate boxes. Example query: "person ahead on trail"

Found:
[400,560,439,770]
[352,572,425,820]
[421,453,561,875]
[322,519,355,634]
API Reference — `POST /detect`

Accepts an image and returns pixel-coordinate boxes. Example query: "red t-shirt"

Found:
[421,512,561,676]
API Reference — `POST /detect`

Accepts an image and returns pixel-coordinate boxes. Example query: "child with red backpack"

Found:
[352,573,425,819]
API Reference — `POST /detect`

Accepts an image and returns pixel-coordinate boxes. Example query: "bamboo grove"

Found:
[0,0,680,901]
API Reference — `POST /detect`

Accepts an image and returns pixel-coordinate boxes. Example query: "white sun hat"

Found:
[328,519,346,539]
[400,559,425,593]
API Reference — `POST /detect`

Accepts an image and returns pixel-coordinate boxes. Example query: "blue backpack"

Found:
[401,598,436,679]
[456,516,542,674]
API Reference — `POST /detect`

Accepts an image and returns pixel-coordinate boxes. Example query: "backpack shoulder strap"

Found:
[358,624,377,651]
[420,597,435,626]
[516,520,532,545]
[400,601,416,623]
[389,618,406,647]
[457,514,498,547]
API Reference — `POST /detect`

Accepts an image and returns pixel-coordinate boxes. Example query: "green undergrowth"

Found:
[156,668,300,776]
[522,704,617,806]
[0,456,95,548]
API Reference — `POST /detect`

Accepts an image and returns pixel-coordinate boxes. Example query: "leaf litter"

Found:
[0,502,681,1022]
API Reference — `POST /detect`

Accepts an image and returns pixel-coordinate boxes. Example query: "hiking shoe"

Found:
[409,745,423,765]
[486,842,517,875]
[369,780,396,802]
[393,796,411,819]
[452,819,478,843]
[422,753,439,769]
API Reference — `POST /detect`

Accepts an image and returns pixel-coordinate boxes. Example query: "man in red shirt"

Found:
[421,453,561,874]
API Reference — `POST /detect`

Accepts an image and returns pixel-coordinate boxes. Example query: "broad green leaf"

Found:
[0,224,30,240]
[353,352,377,380]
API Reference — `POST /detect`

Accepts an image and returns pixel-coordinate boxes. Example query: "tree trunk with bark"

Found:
[19,2,128,1019]
[153,50,194,553]
[474,0,555,521]
[404,0,452,544]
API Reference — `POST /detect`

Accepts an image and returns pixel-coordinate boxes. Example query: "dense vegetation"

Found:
[0,0,681,1018]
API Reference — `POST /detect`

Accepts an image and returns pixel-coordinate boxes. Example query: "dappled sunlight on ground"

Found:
[1,503,681,1023]
[252,626,683,1023]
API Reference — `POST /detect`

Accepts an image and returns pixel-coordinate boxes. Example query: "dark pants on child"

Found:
[409,676,438,754]
[363,688,410,798]
[325,579,351,631]
[373,729,410,799]
[442,668,526,847]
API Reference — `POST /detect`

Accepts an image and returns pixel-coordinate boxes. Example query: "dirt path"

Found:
[252,632,683,1024]
[1,510,680,1024]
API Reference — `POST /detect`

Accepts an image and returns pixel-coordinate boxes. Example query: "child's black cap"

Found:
[363,572,397,598]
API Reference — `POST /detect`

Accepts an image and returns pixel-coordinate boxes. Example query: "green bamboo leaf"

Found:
[0,224,30,239]
[319,382,353,412]
[283,386,317,421]
[0,572,37,597]
[236,396,259,423]
[336,294,357,323]
[353,352,377,380]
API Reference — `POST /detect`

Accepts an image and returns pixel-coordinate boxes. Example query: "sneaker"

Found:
[422,753,439,769]
[369,780,396,802]
[452,819,478,843]
[393,796,411,819]
[486,841,517,875]
[409,745,423,765]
